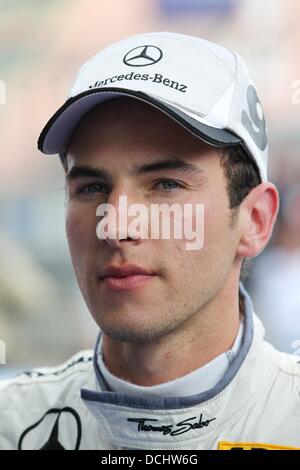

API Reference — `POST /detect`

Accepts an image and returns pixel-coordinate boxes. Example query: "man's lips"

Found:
[99,264,157,292]
[100,263,156,279]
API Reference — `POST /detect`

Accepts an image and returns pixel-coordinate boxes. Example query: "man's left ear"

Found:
[236,183,279,258]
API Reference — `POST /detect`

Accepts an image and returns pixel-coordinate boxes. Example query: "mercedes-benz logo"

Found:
[18,407,82,450]
[123,45,163,67]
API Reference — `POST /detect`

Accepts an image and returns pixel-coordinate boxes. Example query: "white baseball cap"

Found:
[38,31,268,181]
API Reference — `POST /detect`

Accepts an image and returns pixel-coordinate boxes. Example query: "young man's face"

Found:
[65,98,242,343]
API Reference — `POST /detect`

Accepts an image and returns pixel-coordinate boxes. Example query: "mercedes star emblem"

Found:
[123,45,163,67]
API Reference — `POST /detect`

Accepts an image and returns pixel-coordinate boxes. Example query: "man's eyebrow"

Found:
[66,159,205,183]
[135,159,205,178]
[66,165,111,183]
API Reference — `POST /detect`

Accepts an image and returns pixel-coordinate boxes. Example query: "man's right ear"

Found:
[236,182,279,259]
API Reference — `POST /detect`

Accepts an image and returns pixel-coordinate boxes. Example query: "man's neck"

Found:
[102,279,241,387]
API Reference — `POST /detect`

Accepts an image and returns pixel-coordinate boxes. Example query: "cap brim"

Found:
[38,87,242,154]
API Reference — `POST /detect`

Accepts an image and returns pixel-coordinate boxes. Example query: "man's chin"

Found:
[99,323,172,345]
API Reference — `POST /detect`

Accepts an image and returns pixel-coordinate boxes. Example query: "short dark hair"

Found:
[220,145,261,280]
[60,151,68,172]
[220,145,261,210]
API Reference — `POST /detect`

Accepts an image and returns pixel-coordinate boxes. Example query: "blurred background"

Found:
[0,0,299,377]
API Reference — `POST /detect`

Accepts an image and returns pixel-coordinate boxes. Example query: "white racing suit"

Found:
[0,286,300,450]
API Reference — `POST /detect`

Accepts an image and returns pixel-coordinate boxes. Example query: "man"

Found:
[0,32,299,451]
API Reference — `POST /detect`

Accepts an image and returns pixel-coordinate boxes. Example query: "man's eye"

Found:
[153,180,182,191]
[78,183,107,194]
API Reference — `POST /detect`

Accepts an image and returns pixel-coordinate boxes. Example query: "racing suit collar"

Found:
[96,319,244,398]
[81,285,277,449]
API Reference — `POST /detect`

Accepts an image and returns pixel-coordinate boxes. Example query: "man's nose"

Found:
[97,189,146,249]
